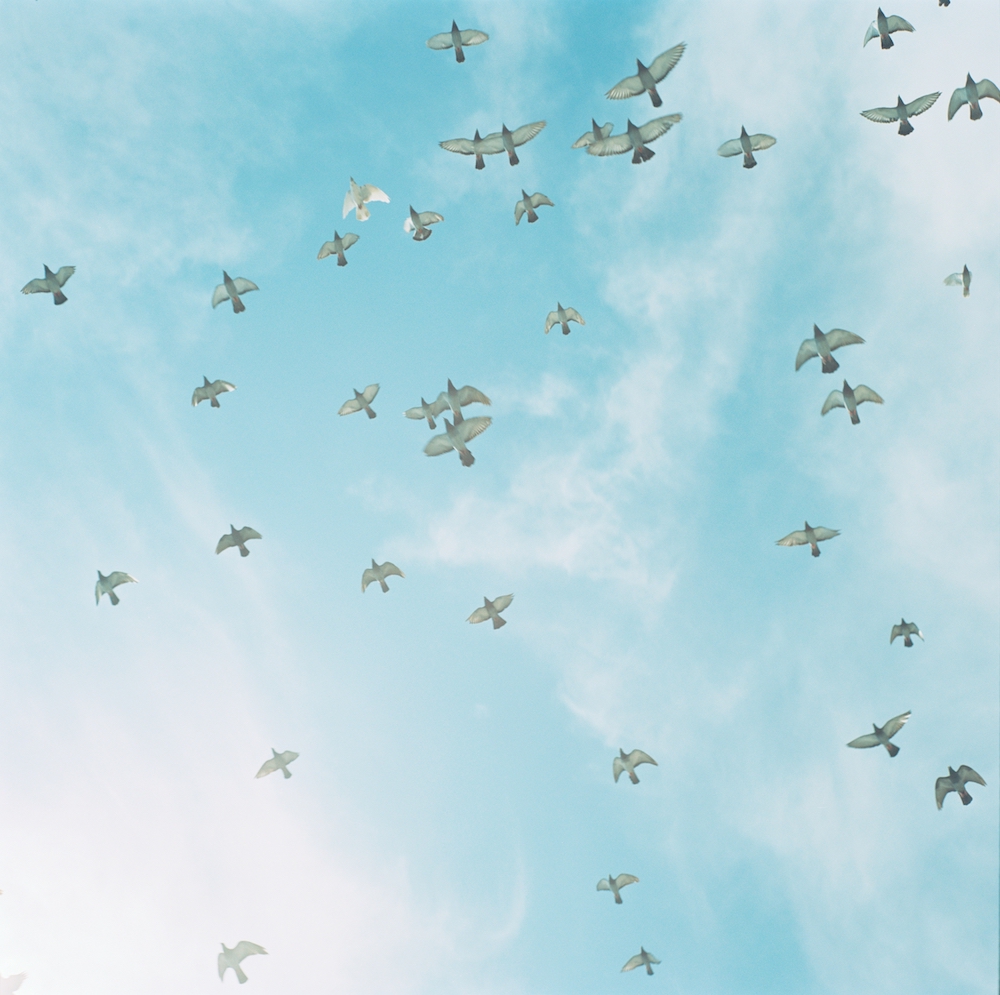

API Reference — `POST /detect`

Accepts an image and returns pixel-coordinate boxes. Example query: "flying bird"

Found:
[606,42,686,107]
[587,115,681,163]
[338,384,379,418]
[192,377,236,408]
[890,619,924,647]
[935,765,986,808]
[424,415,492,466]
[717,126,776,169]
[255,749,299,779]
[343,177,390,221]
[216,525,262,557]
[212,271,258,313]
[0,974,27,995]
[821,380,884,424]
[572,119,613,149]
[439,122,545,168]
[613,748,658,784]
[317,231,359,266]
[861,92,940,134]
[944,265,971,297]
[948,74,1000,120]
[846,710,911,757]
[864,8,914,48]
[404,398,443,429]
[621,948,661,976]
[597,873,639,904]
[795,325,865,373]
[545,303,585,335]
[404,207,444,241]
[95,570,137,606]
[435,379,492,417]
[467,594,513,628]
[21,264,75,304]
[426,20,488,62]
[514,190,554,225]
[776,522,840,557]
[218,941,267,984]
[362,559,405,593]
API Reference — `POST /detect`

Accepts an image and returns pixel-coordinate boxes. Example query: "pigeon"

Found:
[776,522,840,557]
[439,122,545,168]
[935,765,986,808]
[21,264,75,304]
[846,711,911,757]
[435,379,492,417]
[426,20,488,62]
[545,303,586,335]
[621,948,661,976]
[211,271,258,313]
[571,119,613,149]
[944,265,971,297]
[613,748,658,784]
[864,8,914,48]
[514,190,554,225]
[606,42,686,107]
[597,873,639,904]
[255,749,299,779]
[317,231,359,266]
[192,377,236,408]
[587,115,681,163]
[717,126,776,169]
[497,122,547,165]
[343,177,390,222]
[218,941,267,984]
[947,74,1000,120]
[424,416,491,466]
[338,384,379,418]
[890,619,924,647]
[404,206,444,241]
[362,559,405,593]
[795,325,866,373]
[861,92,940,134]
[821,380,884,424]
[404,398,443,429]
[467,594,513,628]
[95,570,137,606]
[0,974,27,995]
[216,525,262,557]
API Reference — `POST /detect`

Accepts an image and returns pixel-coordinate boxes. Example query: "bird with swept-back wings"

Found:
[861,92,940,134]
[95,570,137,606]
[218,940,267,984]
[587,115,681,164]
[935,765,986,808]
[717,126,776,169]
[864,8,914,48]
[426,20,488,62]
[404,206,444,241]
[572,119,613,149]
[948,74,1000,120]
[944,265,971,297]
[317,231,359,266]
[362,559,405,593]
[216,525,262,557]
[192,377,236,408]
[545,303,585,336]
[613,748,657,784]
[606,42,685,107]
[0,973,27,995]
[21,264,75,304]
[795,325,865,373]
[621,947,661,975]
[847,711,911,757]
[597,873,639,904]
[440,122,545,168]
[212,271,258,313]
[514,190,554,225]
[821,380,883,424]
[890,619,923,647]
[339,384,379,418]
[467,594,513,628]
[425,416,491,466]
[776,522,840,557]
[255,748,299,779]
[343,177,390,222]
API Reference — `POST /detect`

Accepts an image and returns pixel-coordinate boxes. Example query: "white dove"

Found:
[0,974,27,995]
[776,521,840,557]
[338,384,379,418]
[255,748,299,779]
[597,873,639,904]
[426,20,488,62]
[218,941,267,984]
[424,415,491,466]
[192,377,236,408]
[944,265,971,297]
[935,765,987,809]
[211,271,258,313]
[795,325,865,373]
[95,570,137,606]
[948,73,1000,120]
[404,206,444,241]
[317,231,359,266]
[572,119,613,149]
[613,748,658,784]
[861,92,940,134]
[621,948,661,975]
[864,8,914,48]
[717,126,776,169]
[362,559,405,593]
[545,303,585,335]
[343,177,390,222]
[216,525,262,557]
[21,264,75,304]
[846,710,911,757]
[587,115,681,163]
[890,619,924,647]
[606,42,686,107]
[514,190,554,225]
[440,123,545,168]
[467,594,513,628]
[821,380,884,424]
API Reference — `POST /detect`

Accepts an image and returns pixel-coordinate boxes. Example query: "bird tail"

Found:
[821,355,839,374]
[634,146,655,163]
[903,635,913,647]
[885,742,900,757]
[743,151,757,169]
[379,578,389,593]
[526,206,538,223]
[508,149,519,166]
[963,286,969,298]
[897,119,914,136]
[109,590,120,606]
[646,963,654,976]
[475,153,485,170]
[365,406,376,419]
[959,789,973,805]
[881,34,893,49]
[811,544,821,557]
[460,449,475,467]
[649,87,662,108]
[337,251,348,267]
[211,396,220,407]
[970,104,983,121]
[849,409,860,425]
[53,290,68,305]
[491,614,506,629]
[357,204,371,221]
[235,964,248,984]
[562,323,571,335]
[282,767,292,778]
[427,416,436,430]
[455,45,465,63]
[231,296,246,314]
[239,544,250,557]
[614,893,623,904]
[628,770,639,784]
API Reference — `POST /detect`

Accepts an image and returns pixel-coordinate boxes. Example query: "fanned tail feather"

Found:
[821,355,839,373]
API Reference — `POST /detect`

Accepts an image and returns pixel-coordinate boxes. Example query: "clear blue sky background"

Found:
[0,2,997,993]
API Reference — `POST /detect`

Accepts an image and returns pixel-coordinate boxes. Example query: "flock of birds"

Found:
[3,7,994,991]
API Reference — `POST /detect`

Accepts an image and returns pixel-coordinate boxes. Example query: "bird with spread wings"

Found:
[21,264,75,304]
[606,42,685,107]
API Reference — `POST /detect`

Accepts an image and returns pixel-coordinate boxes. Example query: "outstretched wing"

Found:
[491,594,514,613]
[977,78,1000,102]
[890,624,903,643]
[638,114,682,142]
[824,329,865,351]
[944,272,963,285]
[612,756,625,782]
[426,31,454,50]
[514,200,527,224]
[476,131,506,154]
[606,72,644,101]
[211,284,230,307]
[648,43,686,83]
[359,184,390,205]
[934,776,952,809]
[528,193,554,209]
[429,395,452,416]
[596,878,611,891]
[404,405,429,420]
[107,571,137,589]
[947,87,969,120]
[216,533,237,554]
[572,122,613,148]
[343,188,357,218]
[458,29,488,46]
[811,527,840,541]
[232,278,258,295]
[361,568,377,592]
[417,212,443,226]
[215,380,236,394]
[614,873,639,889]
[882,711,911,738]
[847,733,881,749]
[439,137,476,155]
[885,15,914,33]
[904,92,940,118]
[424,433,456,456]
[55,266,76,286]
[278,750,299,765]
[360,383,380,404]
[821,390,846,415]
[21,278,50,294]
[235,527,262,543]
[852,385,884,405]
[587,134,634,156]
[192,385,210,406]
[510,121,546,147]
[621,954,645,973]
[626,749,657,767]
[544,310,559,333]
[317,241,337,259]
[794,339,819,369]
[863,21,879,47]
[861,105,900,124]
[467,605,490,624]
[340,233,359,250]
[255,757,279,777]
[957,765,986,787]
[716,137,744,157]
[749,133,776,151]
[338,397,362,415]
[455,415,492,443]
[232,941,268,961]
[776,530,808,547]
[563,308,585,325]
[381,561,405,579]
[456,385,491,406]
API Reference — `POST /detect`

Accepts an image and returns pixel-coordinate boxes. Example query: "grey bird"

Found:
[497,122,547,166]
[216,525,262,557]
[21,264,75,304]
[255,748,299,779]
[0,974,27,995]
[621,948,661,976]
[606,42,686,107]
[218,941,267,984]
[847,710,911,757]
[890,619,924,647]
[948,74,1000,120]
[944,265,971,297]
[317,231,359,266]
[613,748,658,784]
[795,325,866,374]
[436,379,492,417]
[587,115,681,163]
[545,303,586,335]
[821,380,884,424]
[467,594,513,628]
[514,190,554,224]
[861,92,940,134]
[338,384,379,418]
[864,8,914,48]
[404,398,443,429]
[717,126,776,169]
[211,271,258,313]
[426,20,488,62]
[362,559,405,593]
[597,873,639,904]
[95,570,137,606]
[439,122,545,168]
[404,206,444,241]
[571,119,613,149]
[424,415,492,466]
[343,177,390,222]
[935,765,986,808]
[192,377,236,408]
[776,522,840,557]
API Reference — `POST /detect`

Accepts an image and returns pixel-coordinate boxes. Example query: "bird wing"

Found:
[612,757,626,781]
[255,757,279,777]
[467,606,490,624]
[404,405,429,420]
[381,561,405,579]
[192,385,210,405]
[904,92,940,117]
[211,284,230,307]
[776,530,808,546]
[717,138,744,157]
[944,272,963,285]
[572,123,612,148]
[429,395,452,416]
[563,308,585,324]
[621,954,645,973]
[338,397,362,415]
[626,749,657,767]
[934,777,951,808]
[317,241,337,259]
[811,527,839,541]
[596,878,611,891]
[648,42,686,82]
[528,193,554,208]
[491,594,514,613]
[232,941,267,961]
[216,380,236,393]
[21,278,50,294]
[510,121,546,146]
[638,114,682,142]
[218,952,229,979]
[514,200,527,224]
[235,527,261,543]
[847,733,881,749]
[587,134,635,156]
[957,765,986,787]
[821,391,846,415]
[861,105,900,123]
[361,568,377,592]
[417,212,444,226]
[424,433,456,456]
[343,188,358,217]
[359,184,390,205]
[614,873,639,889]
[456,385,491,406]
[216,533,237,554]
[606,72,645,101]
[455,415,492,442]
[54,265,76,286]
[977,78,1000,102]
[890,624,903,643]
[886,15,915,33]
[340,233,359,249]
[794,339,819,369]
[232,278,258,295]
[749,133,776,151]
[426,31,454,49]
[458,29,488,46]
[107,571,137,589]
[947,87,969,120]
[439,137,476,154]
[824,329,865,351]
[863,21,879,46]
[476,131,506,153]
[852,385,884,405]
[544,311,559,333]
[882,711,911,738]
[278,750,299,764]
[360,383,380,403]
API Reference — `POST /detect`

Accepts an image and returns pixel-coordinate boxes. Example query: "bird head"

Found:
[896,96,906,109]
[223,270,231,281]
[521,189,529,200]
[44,264,55,277]
[502,124,512,137]
[740,125,749,137]
[636,59,647,72]
[877,7,885,16]
[451,20,459,30]
[619,748,627,758]
[591,118,600,131]
[447,378,457,392]
[803,521,811,530]
[948,766,957,776]
[842,379,851,391]
[473,129,482,141]
[813,324,823,338]
[230,524,236,533]
[966,73,975,87]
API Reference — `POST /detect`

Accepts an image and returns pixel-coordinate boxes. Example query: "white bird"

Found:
[21,264,75,304]
[545,303,586,335]
[864,8,914,48]
[467,594,513,628]
[343,177,390,222]
[216,525,262,557]
[821,380,884,424]
[776,521,840,557]
[861,92,940,135]
[935,765,986,809]
[424,415,491,466]
[192,377,236,408]
[947,73,1000,121]
[944,264,971,297]
[317,231,359,266]
[426,20,488,62]
[0,974,27,995]
[211,271,258,313]
[890,619,924,647]
[338,384,379,418]
[362,559,405,593]
[717,126,776,169]
[255,748,299,779]
[795,325,865,374]
[606,42,686,107]
[613,748,658,784]
[621,948,661,976]
[404,397,442,429]
[440,122,545,168]
[587,115,681,164]
[846,710,911,757]
[404,206,444,241]
[597,873,639,904]
[218,941,267,984]
[514,190,554,225]
[571,119,613,149]
[95,570,137,606]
